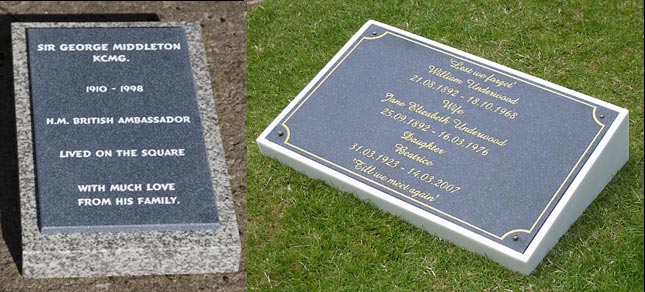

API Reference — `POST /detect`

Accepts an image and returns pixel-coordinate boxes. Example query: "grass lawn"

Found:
[247,1,644,290]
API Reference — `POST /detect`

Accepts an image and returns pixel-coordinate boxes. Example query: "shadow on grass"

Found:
[0,13,159,275]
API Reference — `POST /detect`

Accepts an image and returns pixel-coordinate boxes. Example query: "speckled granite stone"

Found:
[12,22,240,278]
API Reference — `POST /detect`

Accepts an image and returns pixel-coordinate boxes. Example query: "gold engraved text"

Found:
[427,65,464,84]
[466,79,520,105]
[380,92,406,107]
[400,131,446,154]
[453,119,508,147]
[408,102,451,124]
[394,144,434,167]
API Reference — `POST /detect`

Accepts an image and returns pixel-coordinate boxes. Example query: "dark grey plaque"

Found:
[27,27,218,234]
[263,23,619,252]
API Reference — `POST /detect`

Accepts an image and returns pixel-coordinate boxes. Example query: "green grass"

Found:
[247,1,644,290]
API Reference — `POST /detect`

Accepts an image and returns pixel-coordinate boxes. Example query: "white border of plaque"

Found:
[256,20,629,274]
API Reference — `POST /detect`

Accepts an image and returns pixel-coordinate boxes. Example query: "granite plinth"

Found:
[13,22,240,278]
[257,20,629,274]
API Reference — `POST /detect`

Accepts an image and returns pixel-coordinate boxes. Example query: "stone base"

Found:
[12,22,240,278]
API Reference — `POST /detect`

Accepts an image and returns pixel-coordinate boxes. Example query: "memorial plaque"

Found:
[27,26,218,234]
[257,20,629,274]
[14,22,240,278]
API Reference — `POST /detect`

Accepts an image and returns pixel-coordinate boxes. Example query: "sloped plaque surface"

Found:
[263,23,618,252]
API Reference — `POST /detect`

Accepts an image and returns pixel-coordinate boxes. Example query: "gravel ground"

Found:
[0,2,246,291]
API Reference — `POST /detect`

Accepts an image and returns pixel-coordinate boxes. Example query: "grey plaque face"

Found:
[265,24,618,252]
[27,27,219,234]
